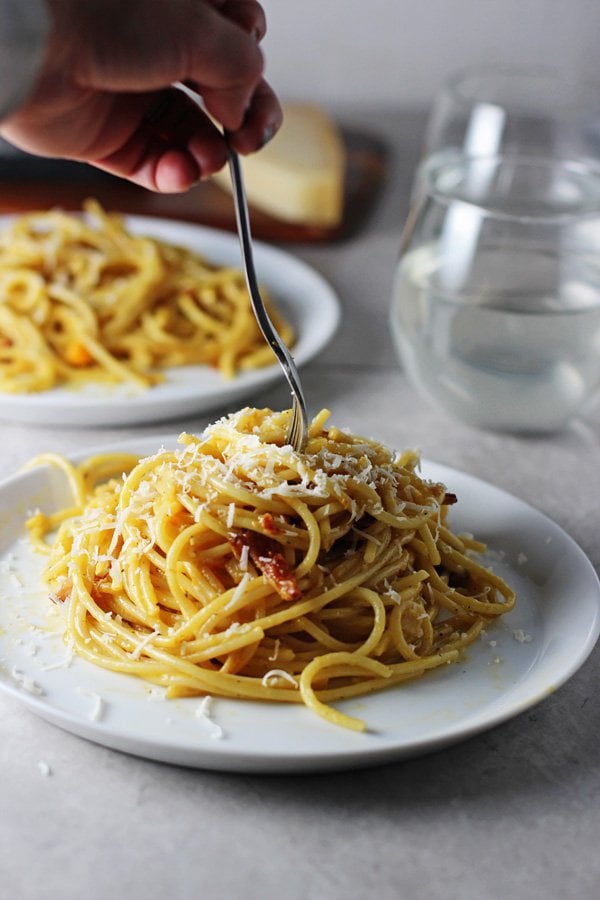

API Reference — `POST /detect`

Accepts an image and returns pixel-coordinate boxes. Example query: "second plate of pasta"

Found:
[0,211,340,426]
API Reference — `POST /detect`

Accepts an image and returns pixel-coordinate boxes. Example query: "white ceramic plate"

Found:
[0,443,598,773]
[0,216,340,427]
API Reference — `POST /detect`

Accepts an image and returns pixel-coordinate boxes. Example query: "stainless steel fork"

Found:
[227,146,309,452]
[170,81,309,451]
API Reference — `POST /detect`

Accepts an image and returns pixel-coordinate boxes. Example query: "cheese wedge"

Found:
[213,104,346,227]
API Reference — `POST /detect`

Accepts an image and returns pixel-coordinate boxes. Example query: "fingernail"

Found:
[261,123,277,148]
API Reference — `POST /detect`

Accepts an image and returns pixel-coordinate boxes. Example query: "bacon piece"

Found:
[443,492,458,505]
[259,512,282,535]
[230,529,301,602]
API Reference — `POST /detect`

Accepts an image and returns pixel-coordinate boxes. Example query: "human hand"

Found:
[0,0,282,192]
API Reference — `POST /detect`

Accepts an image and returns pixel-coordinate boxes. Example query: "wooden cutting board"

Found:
[0,128,387,243]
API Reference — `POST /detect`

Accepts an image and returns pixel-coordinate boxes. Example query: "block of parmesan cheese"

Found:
[213,104,346,227]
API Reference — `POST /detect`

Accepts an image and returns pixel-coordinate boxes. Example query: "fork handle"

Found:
[227,145,308,450]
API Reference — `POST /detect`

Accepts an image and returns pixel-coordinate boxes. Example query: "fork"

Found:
[170,80,309,451]
[227,146,309,452]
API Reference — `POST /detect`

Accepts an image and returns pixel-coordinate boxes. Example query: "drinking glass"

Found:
[420,67,600,184]
[390,69,600,433]
[390,154,600,433]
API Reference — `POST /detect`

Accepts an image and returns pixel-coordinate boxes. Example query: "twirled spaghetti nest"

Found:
[27,407,515,730]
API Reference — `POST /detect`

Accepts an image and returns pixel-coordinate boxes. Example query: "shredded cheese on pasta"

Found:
[26,408,515,731]
[0,200,293,393]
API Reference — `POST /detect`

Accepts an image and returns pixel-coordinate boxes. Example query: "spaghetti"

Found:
[0,200,293,393]
[26,408,515,731]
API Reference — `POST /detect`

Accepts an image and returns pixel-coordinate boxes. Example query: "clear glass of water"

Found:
[421,68,600,173]
[390,153,600,433]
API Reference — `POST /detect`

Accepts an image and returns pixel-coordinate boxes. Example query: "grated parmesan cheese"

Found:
[11,667,44,695]
[76,687,105,721]
[261,668,299,689]
[195,696,224,739]
[268,639,281,662]
[40,641,74,670]
[129,628,160,660]
[512,628,532,643]
[225,571,251,611]
[226,502,235,529]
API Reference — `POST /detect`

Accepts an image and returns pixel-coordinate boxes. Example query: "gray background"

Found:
[262,0,600,108]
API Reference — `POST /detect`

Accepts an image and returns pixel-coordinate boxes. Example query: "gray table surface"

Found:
[1,110,599,900]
